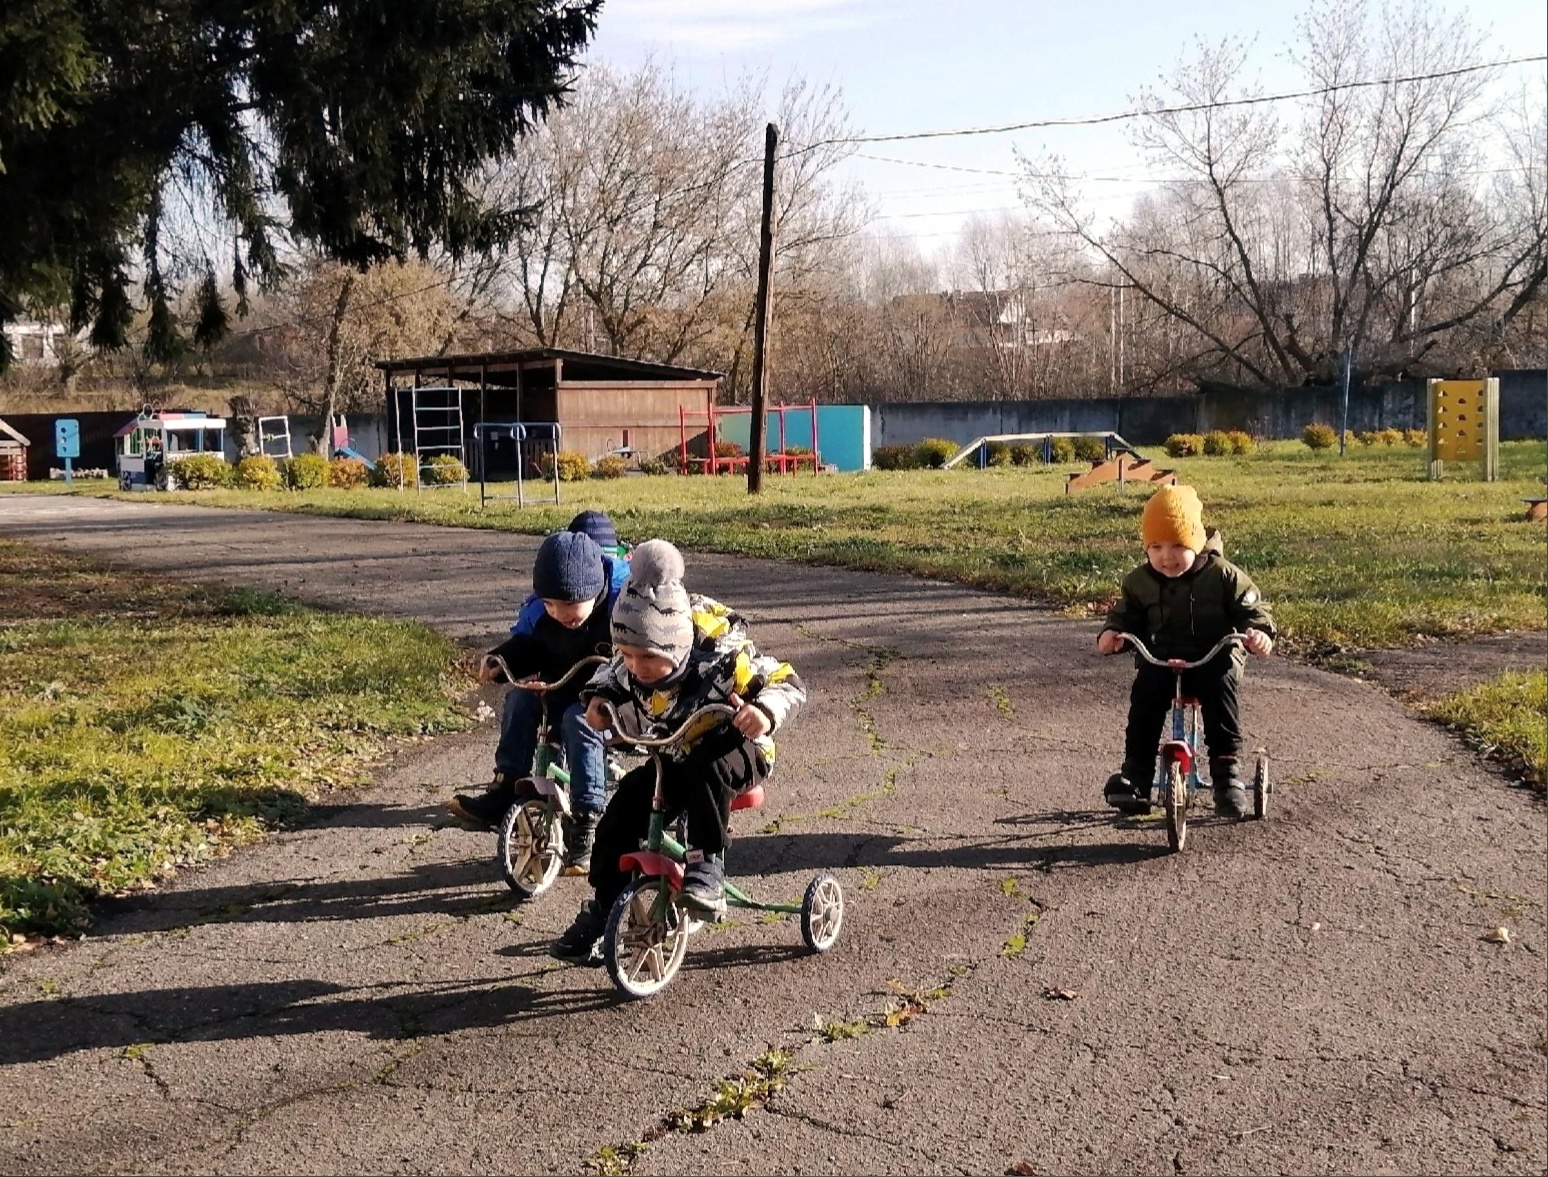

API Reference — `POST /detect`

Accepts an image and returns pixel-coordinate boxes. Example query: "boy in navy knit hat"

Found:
[551,539,807,962]
[448,522,625,872]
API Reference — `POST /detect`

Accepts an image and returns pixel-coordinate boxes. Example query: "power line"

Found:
[785,54,1546,155]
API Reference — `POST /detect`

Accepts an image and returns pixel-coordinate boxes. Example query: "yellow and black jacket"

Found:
[582,595,806,765]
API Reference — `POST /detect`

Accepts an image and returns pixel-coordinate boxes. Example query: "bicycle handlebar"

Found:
[593,698,738,750]
[483,653,607,691]
[1115,632,1246,671]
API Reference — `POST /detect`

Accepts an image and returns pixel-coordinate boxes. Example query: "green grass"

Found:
[6,440,1545,652]
[0,540,470,941]
[1425,671,1547,792]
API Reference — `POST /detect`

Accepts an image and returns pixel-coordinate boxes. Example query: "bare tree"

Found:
[1021,0,1547,389]
[270,260,461,445]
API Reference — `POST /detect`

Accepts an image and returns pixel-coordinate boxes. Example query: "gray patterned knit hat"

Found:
[611,539,694,665]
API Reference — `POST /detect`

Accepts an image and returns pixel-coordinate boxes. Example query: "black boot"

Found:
[1103,763,1152,815]
[447,774,516,827]
[1211,758,1249,819]
[562,811,597,876]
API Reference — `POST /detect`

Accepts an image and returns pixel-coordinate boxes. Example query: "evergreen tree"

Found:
[0,0,601,367]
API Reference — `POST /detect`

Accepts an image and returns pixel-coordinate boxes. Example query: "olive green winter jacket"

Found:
[1101,529,1276,664]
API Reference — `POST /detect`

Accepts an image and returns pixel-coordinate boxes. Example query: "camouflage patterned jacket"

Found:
[581,595,806,765]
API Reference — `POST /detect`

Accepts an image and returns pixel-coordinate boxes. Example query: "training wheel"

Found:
[1253,754,1270,820]
[800,873,844,953]
[498,798,564,897]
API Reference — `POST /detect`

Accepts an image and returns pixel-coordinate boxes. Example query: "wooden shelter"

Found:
[376,348,723,468]
[0,418,30,481]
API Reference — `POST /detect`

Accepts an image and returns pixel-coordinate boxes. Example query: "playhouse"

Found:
[0,418,29,481]
[114,410,228,491]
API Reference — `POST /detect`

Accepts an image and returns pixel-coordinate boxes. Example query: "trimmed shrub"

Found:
[1009,443,1038,466]
[1302,422,1337,450]
[592,454,628,480]
[637,456,670,476]
[1072,436,1107,462]
[538,450,592,482]
[283,452,329,490]
[1164,433,1204,458]
[1046,437,1076,464]
[233,454,282,491]
[983,441,1012,467]
[1225,430,1255,455]
[713,440,743,458]
[326,457,370,489]
[1403,428,1427,448]
[871,444,918,471]
[171,455,231,489]
[423,453,468,484]
[914,438,958,469]
[1202,430,1233,456]
[372,452,418,488]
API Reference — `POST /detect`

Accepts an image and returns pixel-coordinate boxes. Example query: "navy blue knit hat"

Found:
[568,510,619,552]
[532,531,606,602]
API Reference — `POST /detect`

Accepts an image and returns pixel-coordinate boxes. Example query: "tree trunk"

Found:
[317,273,357,453]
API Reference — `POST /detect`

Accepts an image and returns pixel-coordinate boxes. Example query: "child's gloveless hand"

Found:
[1243,630,1274,657]
[1096,630,1127,655]
[728,694,771,739]
[584,696,611,731]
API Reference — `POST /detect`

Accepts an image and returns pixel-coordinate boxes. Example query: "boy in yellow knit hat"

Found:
[1096,484,1276,819]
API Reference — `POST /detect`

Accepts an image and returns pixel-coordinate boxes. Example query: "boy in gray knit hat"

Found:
[551,539,807,962]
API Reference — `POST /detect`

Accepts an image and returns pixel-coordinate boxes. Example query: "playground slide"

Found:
[334,446,370,463]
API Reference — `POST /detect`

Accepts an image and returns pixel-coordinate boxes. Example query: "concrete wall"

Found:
[873,370,1547,451]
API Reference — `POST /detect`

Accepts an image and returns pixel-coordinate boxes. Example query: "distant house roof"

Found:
[375,347,723,388]
[112,411,225,439]
[0,418,29,447]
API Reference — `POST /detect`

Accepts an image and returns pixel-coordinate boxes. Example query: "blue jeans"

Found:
[494,690,608,817]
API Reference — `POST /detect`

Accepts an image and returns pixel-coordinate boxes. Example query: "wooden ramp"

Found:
[1065,454,1178,494]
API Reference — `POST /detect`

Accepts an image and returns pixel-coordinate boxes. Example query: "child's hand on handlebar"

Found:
[583,696,612,731]
[1096,630,1127,656]
[728,694,771,739]
[1243,629,1274,658]
[479,655,506,684]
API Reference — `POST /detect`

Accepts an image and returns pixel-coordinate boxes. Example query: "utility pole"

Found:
[747,122,777,494]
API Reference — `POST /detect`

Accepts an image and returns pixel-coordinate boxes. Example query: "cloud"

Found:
[603,0,871,51]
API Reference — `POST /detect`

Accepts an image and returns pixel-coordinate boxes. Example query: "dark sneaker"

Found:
[447,778,516,827]
[680,858,727,918]
[1103,771,1151,816]
[562,812,597,876]
[552,900,605,963]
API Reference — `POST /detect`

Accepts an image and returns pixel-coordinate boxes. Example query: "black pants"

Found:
[1123,654,1242,782]
[588,728,769,911]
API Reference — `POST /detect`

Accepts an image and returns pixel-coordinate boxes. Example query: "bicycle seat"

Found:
[1176,696,1201,708]
[730,784,766,812]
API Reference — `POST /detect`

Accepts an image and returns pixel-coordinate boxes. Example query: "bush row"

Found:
[160,452,471,491]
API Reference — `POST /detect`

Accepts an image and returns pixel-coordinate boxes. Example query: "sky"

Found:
[580,0,1548,262]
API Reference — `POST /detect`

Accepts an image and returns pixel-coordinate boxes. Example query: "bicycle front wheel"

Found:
[498,799,565,897]
[1163,754,1188,852]
[604,877,690,1000]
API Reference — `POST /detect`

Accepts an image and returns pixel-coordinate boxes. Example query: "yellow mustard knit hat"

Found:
[1141,484,1206,552]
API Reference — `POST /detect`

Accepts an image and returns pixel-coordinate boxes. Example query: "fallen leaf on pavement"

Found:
[1005,1163,1039,1176]
[1483,927,1511,945]
[1043,986,1079,1001]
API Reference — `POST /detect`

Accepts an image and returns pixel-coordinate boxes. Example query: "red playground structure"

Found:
[677,396,820,475]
